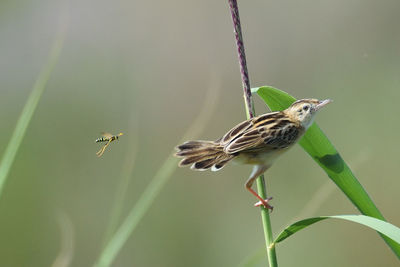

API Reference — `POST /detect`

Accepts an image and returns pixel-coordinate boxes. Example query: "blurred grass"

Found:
[0,20,66,199]
[100,119,139,248]
[94,77,221,267]
[51,211,74,267]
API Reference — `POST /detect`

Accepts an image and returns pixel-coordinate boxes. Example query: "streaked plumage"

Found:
[175,98,332,210]
[95,132,123,157]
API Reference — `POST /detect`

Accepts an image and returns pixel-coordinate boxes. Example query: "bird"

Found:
[175,98,332,211]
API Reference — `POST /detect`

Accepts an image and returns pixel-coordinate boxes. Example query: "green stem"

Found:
[256,177,278,267]
[228,1,277,266]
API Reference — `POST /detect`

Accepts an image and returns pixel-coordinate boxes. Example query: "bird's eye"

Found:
[303,105,309,111]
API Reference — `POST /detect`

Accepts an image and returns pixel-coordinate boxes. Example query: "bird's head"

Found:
[285,99,332,129]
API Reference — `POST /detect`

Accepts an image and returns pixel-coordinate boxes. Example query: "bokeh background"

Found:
[0,0,399,266]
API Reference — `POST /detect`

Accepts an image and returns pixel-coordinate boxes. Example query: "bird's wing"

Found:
[261,124,301,149]
[223,112,302,154]
[218,119,253,145]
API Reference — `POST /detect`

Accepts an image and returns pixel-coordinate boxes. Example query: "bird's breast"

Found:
[232,148,289,166]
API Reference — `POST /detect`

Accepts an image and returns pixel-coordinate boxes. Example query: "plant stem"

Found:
[227,0,254,118]
[227,1,277,266]
[257,178,278,267]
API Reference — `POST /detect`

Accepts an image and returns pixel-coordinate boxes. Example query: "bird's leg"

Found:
[245,165,273,211]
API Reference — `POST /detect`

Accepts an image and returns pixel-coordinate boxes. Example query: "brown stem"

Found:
[227,0,255,118]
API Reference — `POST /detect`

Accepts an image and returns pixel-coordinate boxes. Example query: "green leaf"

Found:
[274,215,400,245]
[252,86,400,258]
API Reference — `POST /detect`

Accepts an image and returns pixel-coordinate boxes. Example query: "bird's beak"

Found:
[315,99,332,111]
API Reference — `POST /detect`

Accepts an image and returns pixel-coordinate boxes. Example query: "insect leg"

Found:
[96,140,112,157]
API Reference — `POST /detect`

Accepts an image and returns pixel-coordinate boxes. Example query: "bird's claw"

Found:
[254,197,274,211]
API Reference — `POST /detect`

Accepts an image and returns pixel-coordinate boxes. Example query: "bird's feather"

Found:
[222,112,302,154]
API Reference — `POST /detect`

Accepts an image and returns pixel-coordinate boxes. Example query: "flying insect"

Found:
[95,132,123,157]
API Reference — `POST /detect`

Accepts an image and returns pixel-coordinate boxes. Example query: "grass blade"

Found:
[94,155,178,267]
[0,21,66,199]
[94,78,221,267]
[51,211,75,267]
[100,127,138,248]
[274,215,400,245]
[252,86,400,258]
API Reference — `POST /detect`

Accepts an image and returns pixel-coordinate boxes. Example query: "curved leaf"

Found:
[274,215,400,245]
[252,86,400,258]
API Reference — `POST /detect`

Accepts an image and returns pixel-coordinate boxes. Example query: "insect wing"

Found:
[101,132,114,139]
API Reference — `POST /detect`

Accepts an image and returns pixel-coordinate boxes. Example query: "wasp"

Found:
[95,132,123,157]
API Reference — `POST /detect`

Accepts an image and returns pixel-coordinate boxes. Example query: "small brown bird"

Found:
[95,132,123,157]
[175,99,332,210]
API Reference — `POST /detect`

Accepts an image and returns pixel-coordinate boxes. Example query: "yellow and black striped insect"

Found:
[95,132,123,157]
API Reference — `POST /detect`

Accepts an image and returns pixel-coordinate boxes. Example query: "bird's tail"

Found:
[175,140,234,171]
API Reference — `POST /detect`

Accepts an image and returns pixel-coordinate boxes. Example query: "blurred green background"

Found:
[0,0,399,266]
